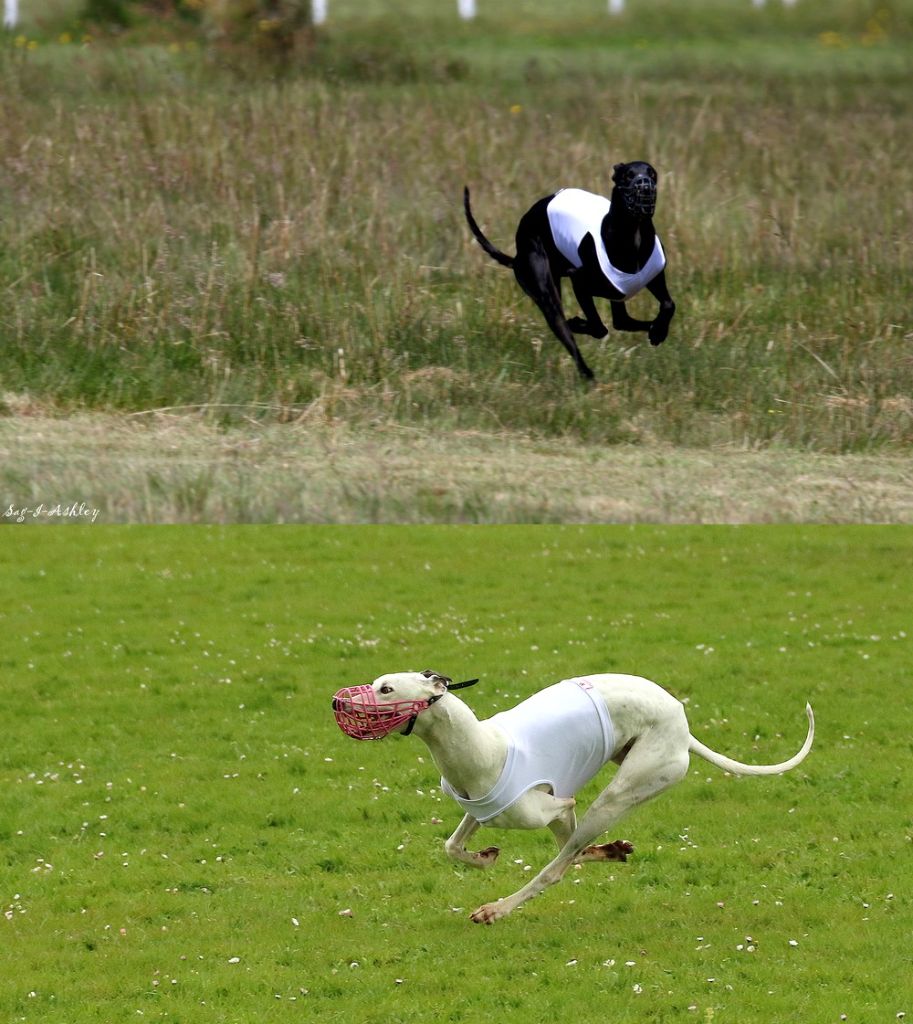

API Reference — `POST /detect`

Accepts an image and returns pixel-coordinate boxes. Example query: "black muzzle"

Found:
[620,176,657,218]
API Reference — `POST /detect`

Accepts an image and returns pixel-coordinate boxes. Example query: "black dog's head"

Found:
[612,161,658,219]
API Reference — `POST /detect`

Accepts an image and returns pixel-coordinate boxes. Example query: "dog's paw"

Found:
[472,846,500,869]
[607,839,635,861]
[578,839,634,863]
[567,317,608,339]
[648,322,668,347]
[470,901,505,925]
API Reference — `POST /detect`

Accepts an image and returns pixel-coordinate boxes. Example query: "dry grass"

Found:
[4,409,912,523]
[1,5,913,453]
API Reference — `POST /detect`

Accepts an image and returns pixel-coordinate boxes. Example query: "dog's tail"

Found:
[688,703,814,776]
[463,186,514,268]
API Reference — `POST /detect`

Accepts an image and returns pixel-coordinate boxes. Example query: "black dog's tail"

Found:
[463,186,514,268]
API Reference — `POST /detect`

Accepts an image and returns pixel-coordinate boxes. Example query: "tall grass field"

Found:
[2,0,913,454]
[2,526,911,1021]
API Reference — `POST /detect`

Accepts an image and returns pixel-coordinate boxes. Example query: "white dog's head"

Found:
[332,669,453,740]
[374,669,452,704]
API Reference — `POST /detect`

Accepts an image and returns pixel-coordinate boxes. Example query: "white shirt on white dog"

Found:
[546,188,665,299]
[440,677,615,822]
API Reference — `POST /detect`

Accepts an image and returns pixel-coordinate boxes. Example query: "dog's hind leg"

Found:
[471,728,689,924]
[445,813,500,869]
[513,243,595,381]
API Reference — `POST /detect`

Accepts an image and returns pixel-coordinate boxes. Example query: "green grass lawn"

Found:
[2,526,910,1020]
[2,0,913,451]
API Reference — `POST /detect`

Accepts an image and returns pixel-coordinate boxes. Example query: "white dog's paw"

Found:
[580,839,634,863]
[470,900,505,925]
[474,845,500,868]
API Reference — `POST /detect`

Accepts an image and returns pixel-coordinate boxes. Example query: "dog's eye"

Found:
[380,685,393,695]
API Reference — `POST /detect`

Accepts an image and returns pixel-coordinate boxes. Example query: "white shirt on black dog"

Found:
[546,188,665,299]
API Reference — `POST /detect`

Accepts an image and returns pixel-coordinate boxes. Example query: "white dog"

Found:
[332,670,814,925]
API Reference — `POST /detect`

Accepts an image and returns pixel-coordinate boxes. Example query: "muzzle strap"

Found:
[447,678,480,691]
[404,678,480,734]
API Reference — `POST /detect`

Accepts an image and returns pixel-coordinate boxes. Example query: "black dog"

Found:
[464,161,675,381]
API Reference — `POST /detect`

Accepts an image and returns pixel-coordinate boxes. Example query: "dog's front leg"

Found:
[645,269,675,347]
[444,813,500,869]
[470,734,689,924]
[610,299,653,333]
[568,275,608,339]
[470,839,580,924]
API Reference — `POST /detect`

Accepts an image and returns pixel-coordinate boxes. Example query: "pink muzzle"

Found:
[332,676,480,741]
[332,685,430,741]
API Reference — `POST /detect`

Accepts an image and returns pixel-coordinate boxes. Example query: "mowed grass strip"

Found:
[1,526,910,1021]
[4,412,913,523]
[2,0,913,451]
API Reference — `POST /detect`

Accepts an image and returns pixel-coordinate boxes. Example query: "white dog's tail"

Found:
[688,703,814,776]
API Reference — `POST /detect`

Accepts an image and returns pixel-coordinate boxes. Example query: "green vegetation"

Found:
[1,526,911,1020]
[2,0,912,452]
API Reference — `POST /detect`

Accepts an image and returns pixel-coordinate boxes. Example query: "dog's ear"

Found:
[421,669,452,685]
[612,162,626,183]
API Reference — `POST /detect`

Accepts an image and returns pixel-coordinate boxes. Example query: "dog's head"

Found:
[612,161,658,219]
[332,669,454,740]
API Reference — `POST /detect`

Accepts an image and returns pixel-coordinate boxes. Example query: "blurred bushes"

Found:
[78,0,315,61]
[203,0,314,61]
